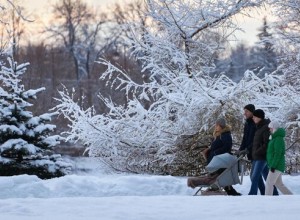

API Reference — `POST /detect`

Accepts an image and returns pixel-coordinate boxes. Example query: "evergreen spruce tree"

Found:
[210,42,251,82]
[248,17,278,77]
[226,42,250,82]
[0,56,72,179]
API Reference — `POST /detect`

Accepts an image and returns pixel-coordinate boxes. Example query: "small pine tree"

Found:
[0,56,72,179]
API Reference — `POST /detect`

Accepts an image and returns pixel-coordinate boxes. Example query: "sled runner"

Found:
[187,153,247,196]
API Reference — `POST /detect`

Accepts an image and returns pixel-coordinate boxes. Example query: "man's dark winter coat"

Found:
[240,117,256,160]
[252,119,271,160]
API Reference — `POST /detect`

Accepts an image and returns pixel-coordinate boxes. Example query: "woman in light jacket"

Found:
[265,120,293,195]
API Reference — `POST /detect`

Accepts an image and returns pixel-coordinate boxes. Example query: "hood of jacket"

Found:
[213,125,231,138]
[271,127,285,138]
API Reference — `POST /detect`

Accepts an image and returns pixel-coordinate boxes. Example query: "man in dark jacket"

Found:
[248,109,278,195]
[239,104,256,160]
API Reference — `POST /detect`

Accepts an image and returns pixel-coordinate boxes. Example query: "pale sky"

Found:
[23,0,131,20]
[23,0,128,12]
[20,0,132,44]
[20,0,275,47]
[232,7,277,47]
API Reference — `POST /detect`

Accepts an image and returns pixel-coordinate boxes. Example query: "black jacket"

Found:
[239,117,256,160]
[207,126,232,164]
[252,119,270,160]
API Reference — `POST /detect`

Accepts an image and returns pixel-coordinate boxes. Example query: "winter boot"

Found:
[224,186,242,196]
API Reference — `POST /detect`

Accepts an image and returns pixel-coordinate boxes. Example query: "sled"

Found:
[187,153,247,196]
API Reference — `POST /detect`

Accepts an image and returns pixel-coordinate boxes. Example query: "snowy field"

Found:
[0,158,299,220]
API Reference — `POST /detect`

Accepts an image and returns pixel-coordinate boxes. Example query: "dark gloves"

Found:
[238,149,249,156]
[270,167,275,173]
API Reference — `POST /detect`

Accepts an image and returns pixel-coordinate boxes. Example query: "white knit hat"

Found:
[268,120,280,130]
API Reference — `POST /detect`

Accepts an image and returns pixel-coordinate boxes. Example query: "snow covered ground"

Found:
[0,159,299,220]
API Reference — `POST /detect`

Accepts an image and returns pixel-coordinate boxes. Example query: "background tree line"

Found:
[211,17,279,81]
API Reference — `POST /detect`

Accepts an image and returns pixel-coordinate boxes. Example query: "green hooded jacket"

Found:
[266,128,286,172]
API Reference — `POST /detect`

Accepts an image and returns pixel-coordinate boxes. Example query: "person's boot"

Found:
[230,187,242,196]
[224,186,242,196]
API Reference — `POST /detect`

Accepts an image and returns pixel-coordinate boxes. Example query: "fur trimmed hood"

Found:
[213,125,231,138]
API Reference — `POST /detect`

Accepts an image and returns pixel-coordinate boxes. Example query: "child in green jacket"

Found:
[265,120,293,195]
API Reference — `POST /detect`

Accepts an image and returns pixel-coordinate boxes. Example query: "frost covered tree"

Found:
[266,0,300,172]
[269,0,300,90]
[46,0,107,81]
[0,0,26,55]
[55,0,299,175]
[248,17,278,77]
[213,42,251,82]
[0,56,72,179]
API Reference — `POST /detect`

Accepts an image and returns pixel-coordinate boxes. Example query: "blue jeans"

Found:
[249,160,267,195]
[249,160,279,195]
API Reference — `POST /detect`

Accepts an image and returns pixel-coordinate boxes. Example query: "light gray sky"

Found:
[232,7,276,47]
[21,0,132,44]
[21,0,274,47]
[23,0,129,14]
